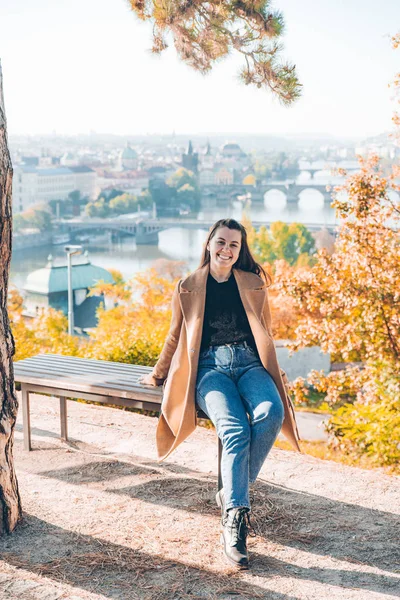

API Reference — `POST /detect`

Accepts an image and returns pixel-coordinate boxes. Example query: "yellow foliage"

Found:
[88,268,131,303]
[107,268,126,285]
[242,174,256,186]
[11,308,81,361]
[8,286,24,316]
[240,205,256,247]
[133,269,176,313]
[84,304,171,366]
[8,288,81,360]
[266,261,305,340]
[83,264,182,366]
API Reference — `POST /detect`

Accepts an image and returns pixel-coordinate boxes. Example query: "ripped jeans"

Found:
[195,341,284,511]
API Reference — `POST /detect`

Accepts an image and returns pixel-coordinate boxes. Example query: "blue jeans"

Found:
[195,341,284,511]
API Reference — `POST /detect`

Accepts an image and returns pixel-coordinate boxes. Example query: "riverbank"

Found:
[13,231,52,251]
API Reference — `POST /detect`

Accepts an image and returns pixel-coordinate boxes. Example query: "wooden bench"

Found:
[13,353,223,489]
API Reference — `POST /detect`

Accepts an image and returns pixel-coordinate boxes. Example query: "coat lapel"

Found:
[179,264,208,349]
[233,269,267,323]
[233,269,276,373]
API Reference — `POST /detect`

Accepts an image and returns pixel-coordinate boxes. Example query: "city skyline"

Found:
[1,0,399,138]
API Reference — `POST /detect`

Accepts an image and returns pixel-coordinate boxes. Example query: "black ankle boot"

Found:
[221,507,255,569]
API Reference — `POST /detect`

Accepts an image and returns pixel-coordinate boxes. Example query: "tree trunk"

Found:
[0,59,22,534]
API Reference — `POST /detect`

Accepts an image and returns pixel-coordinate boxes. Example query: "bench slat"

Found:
[15,369,149,390]
[14,366,160,390]
[14,371,162,399]
[15,355,152,375]
[14,361,151,381]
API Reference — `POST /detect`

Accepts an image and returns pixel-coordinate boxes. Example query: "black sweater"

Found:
[200,271,256,351]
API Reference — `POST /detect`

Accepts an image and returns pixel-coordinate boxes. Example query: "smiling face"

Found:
[207,226,242,274]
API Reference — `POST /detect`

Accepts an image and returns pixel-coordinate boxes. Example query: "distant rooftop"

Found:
[36,167,72,176]
[69,165,95,173]
[122,144,138,160]
[221,143,246,156]
[16,165,94,176]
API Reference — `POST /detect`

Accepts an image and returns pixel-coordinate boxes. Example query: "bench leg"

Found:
[59,396,68,441]
[21,385,32,451]
[217,436,223,491]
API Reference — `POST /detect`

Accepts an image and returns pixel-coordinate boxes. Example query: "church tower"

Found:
[182,140,199,173]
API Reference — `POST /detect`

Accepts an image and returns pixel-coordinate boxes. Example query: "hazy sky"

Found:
[1,0,399,137]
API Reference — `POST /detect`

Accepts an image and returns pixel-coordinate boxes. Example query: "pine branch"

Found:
[128,0,302,104]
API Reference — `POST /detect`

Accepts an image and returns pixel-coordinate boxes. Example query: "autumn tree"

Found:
[241,208,317,339]
[9,288,81,362]
[242,204,317,267]
[254,158,273,181]
[277,152,400,465]
[265,260,309,340]
[85,267,180,366]
[85,197,110,218]
[109,193,139,215]
[251,33,400,467]
[167,167,201,211]
[252,221,316,267]
[13,205,52,233]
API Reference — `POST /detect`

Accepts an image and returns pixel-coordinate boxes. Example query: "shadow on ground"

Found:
[34,453,400,591]
[1,513,298,600]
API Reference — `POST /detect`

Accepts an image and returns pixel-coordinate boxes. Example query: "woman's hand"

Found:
[139,373,159,386]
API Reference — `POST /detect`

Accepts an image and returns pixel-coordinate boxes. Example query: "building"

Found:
[214,166,234,185]
[96,170,149,196]
[147,165,176,181]
[199,168,216,186]
[201,141,215,170]
[23,253,115,330]
[219,142,251,171]
[69,166,97,199]
[182,140,199,173]
[60,152,77,166]
[13,165,97,214]
[121,144,139,170]
[221,142,247,159]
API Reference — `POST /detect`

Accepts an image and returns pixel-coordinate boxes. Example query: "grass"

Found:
[274,439,400,475]
[294,389,330,413]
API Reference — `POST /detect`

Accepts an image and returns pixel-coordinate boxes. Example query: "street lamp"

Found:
[64,245,82,335]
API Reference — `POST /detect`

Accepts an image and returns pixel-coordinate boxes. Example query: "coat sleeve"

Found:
[150,279,183,385]
[262,289,301,441]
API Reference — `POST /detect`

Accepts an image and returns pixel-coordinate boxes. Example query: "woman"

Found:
[140,218,301,569]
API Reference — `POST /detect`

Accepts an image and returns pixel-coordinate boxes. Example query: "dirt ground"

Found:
[0,393,399,600]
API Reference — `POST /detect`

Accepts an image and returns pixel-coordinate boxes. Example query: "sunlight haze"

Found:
[1,0,399,137]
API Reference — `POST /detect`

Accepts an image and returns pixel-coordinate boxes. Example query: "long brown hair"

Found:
[199,218,272,286]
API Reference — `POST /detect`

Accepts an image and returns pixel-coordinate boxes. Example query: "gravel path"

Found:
[0,393,398,600]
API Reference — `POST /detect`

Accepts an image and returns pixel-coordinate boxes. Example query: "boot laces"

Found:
[227,508,257,545]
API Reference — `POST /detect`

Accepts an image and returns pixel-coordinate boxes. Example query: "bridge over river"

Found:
[201,181,335,204]
[61,217,338,245]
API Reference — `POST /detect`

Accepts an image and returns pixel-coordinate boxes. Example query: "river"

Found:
[10,190,339,290]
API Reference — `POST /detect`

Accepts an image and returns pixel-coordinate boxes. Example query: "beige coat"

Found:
[151,264,301,460]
